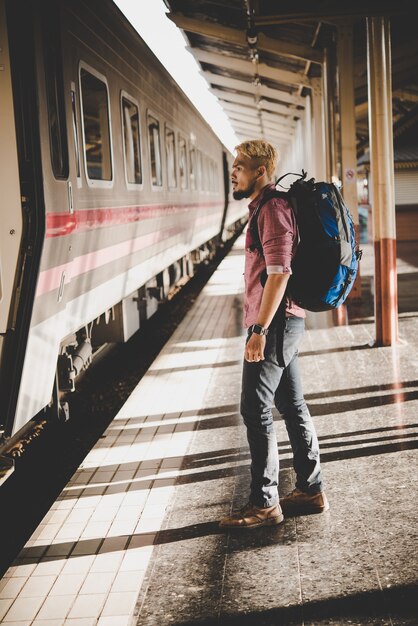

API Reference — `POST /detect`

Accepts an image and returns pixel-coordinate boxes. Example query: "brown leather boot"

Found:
[280,489,329,516]
[219,502,284,529]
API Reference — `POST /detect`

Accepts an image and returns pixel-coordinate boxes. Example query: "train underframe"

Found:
[0,219,245,484]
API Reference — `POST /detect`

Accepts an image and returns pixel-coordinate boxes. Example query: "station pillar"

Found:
[323,46,338,182]
[337,22,361,299]
[310,77,327,181]
[367,17,398,346]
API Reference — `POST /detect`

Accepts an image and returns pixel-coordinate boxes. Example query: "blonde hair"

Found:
[235,139,278,179]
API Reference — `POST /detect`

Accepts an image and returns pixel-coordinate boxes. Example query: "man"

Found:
[219,140,328,529]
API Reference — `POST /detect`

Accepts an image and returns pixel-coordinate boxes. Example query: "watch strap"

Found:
[251,324,269,336]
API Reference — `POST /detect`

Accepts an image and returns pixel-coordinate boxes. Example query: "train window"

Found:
[210,160,216,191]
[41,1,69,179]
[148,114,162,187]
[165,127,177,189]
[196,150,203,191]
[189,147,197,191]
[178,136,188,190]
[79,65,113,183]
[70,84,81,179]
[203,153,208,191]
[121,94,142,185]
[203,154,209,191]
[207,156,211,191]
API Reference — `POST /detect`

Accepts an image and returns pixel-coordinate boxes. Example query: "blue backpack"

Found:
[249,171,362,312]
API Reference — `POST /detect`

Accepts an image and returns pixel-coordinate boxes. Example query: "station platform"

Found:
[1,234,417,626]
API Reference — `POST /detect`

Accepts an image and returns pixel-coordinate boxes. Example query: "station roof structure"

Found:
[163,0,417,159]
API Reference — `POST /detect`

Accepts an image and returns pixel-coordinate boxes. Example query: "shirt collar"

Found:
[248,182,276,213]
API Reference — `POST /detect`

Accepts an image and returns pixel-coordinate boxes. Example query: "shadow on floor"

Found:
[107,384,418,441]
[300,343,373,357]
[309,389,418,416]
[168,583,417,625]
[60,422,418,501]
[305,379,418,400]
[15,429,418,567]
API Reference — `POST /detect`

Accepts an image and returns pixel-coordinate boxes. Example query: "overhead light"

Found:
[246,26,257,48]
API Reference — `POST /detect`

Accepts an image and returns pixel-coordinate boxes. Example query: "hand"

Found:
[245,333,266,362]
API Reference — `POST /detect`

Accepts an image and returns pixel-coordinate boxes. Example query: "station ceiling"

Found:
[163,1,417,160]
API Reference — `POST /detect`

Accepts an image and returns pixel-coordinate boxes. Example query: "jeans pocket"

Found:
[284,317,305,333]
[282,322,304,366]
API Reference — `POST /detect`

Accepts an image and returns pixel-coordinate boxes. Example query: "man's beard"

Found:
[232,179,257,200]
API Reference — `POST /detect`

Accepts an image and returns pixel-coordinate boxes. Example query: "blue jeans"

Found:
[241,315,323,508]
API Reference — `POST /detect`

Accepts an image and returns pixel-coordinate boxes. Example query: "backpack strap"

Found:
[248,190,288,255]
[276,169,307,189]
[248,172,306,255]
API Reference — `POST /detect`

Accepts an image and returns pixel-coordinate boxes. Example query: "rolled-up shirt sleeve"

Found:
[257,197,296,274]
[266,264,292,275]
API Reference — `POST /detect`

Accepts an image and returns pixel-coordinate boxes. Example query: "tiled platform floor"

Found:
[1,235,417,625]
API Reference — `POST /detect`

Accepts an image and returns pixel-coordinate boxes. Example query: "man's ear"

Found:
[257,165,266,179]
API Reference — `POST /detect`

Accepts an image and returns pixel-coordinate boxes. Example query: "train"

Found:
[0,0,246,478]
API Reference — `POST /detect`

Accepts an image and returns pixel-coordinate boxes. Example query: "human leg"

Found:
[219,324,286,528]
[239,324,285,508]
[274,318,328,514]
[275,353,323,494]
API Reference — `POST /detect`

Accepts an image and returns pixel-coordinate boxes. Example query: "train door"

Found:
[0,0,46,438]
[218,150,231,242]
[0,0,22,343]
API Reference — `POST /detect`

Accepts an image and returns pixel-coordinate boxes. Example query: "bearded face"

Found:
[231,153,260,200]
[232,178,258,200]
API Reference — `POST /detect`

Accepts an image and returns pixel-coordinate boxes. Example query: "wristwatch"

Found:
[251,324,269,336]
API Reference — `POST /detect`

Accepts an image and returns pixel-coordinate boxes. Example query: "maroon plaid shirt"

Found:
[243,183,305,327]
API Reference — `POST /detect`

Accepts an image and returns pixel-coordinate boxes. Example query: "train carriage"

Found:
[0,0,245,471]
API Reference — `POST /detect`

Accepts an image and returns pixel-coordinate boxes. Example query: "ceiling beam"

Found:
[261,110,297,128]
[202,71,304,106]
[233,124,289,140]
[189,47,312,88]
[222,104,295,127]
[221,99,291,122]
[228,112,296,133]
[235,134,288,148]
[261,122,293,137]
[228,114,295,136]
[220,100,261,116]
[212,89,295,117]
[227,110,263,125]
[353,37,418,91]
[253,4,409,25]
[232,120,292,139]
[223,104,296,126]
[355,101,368,118]
[233,131,291,145]
[232,122,262,133]
[167,13,323,64]
[394,89,418,103]
[210,88,258,107]
[259,98,301,117]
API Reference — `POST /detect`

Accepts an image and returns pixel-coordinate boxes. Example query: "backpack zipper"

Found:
[334,187,349,242]
[331,270,354,306]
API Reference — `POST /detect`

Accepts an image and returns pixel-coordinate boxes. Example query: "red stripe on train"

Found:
[37,227,180,296]
[46,201,223,238]
[37,210,221,297]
